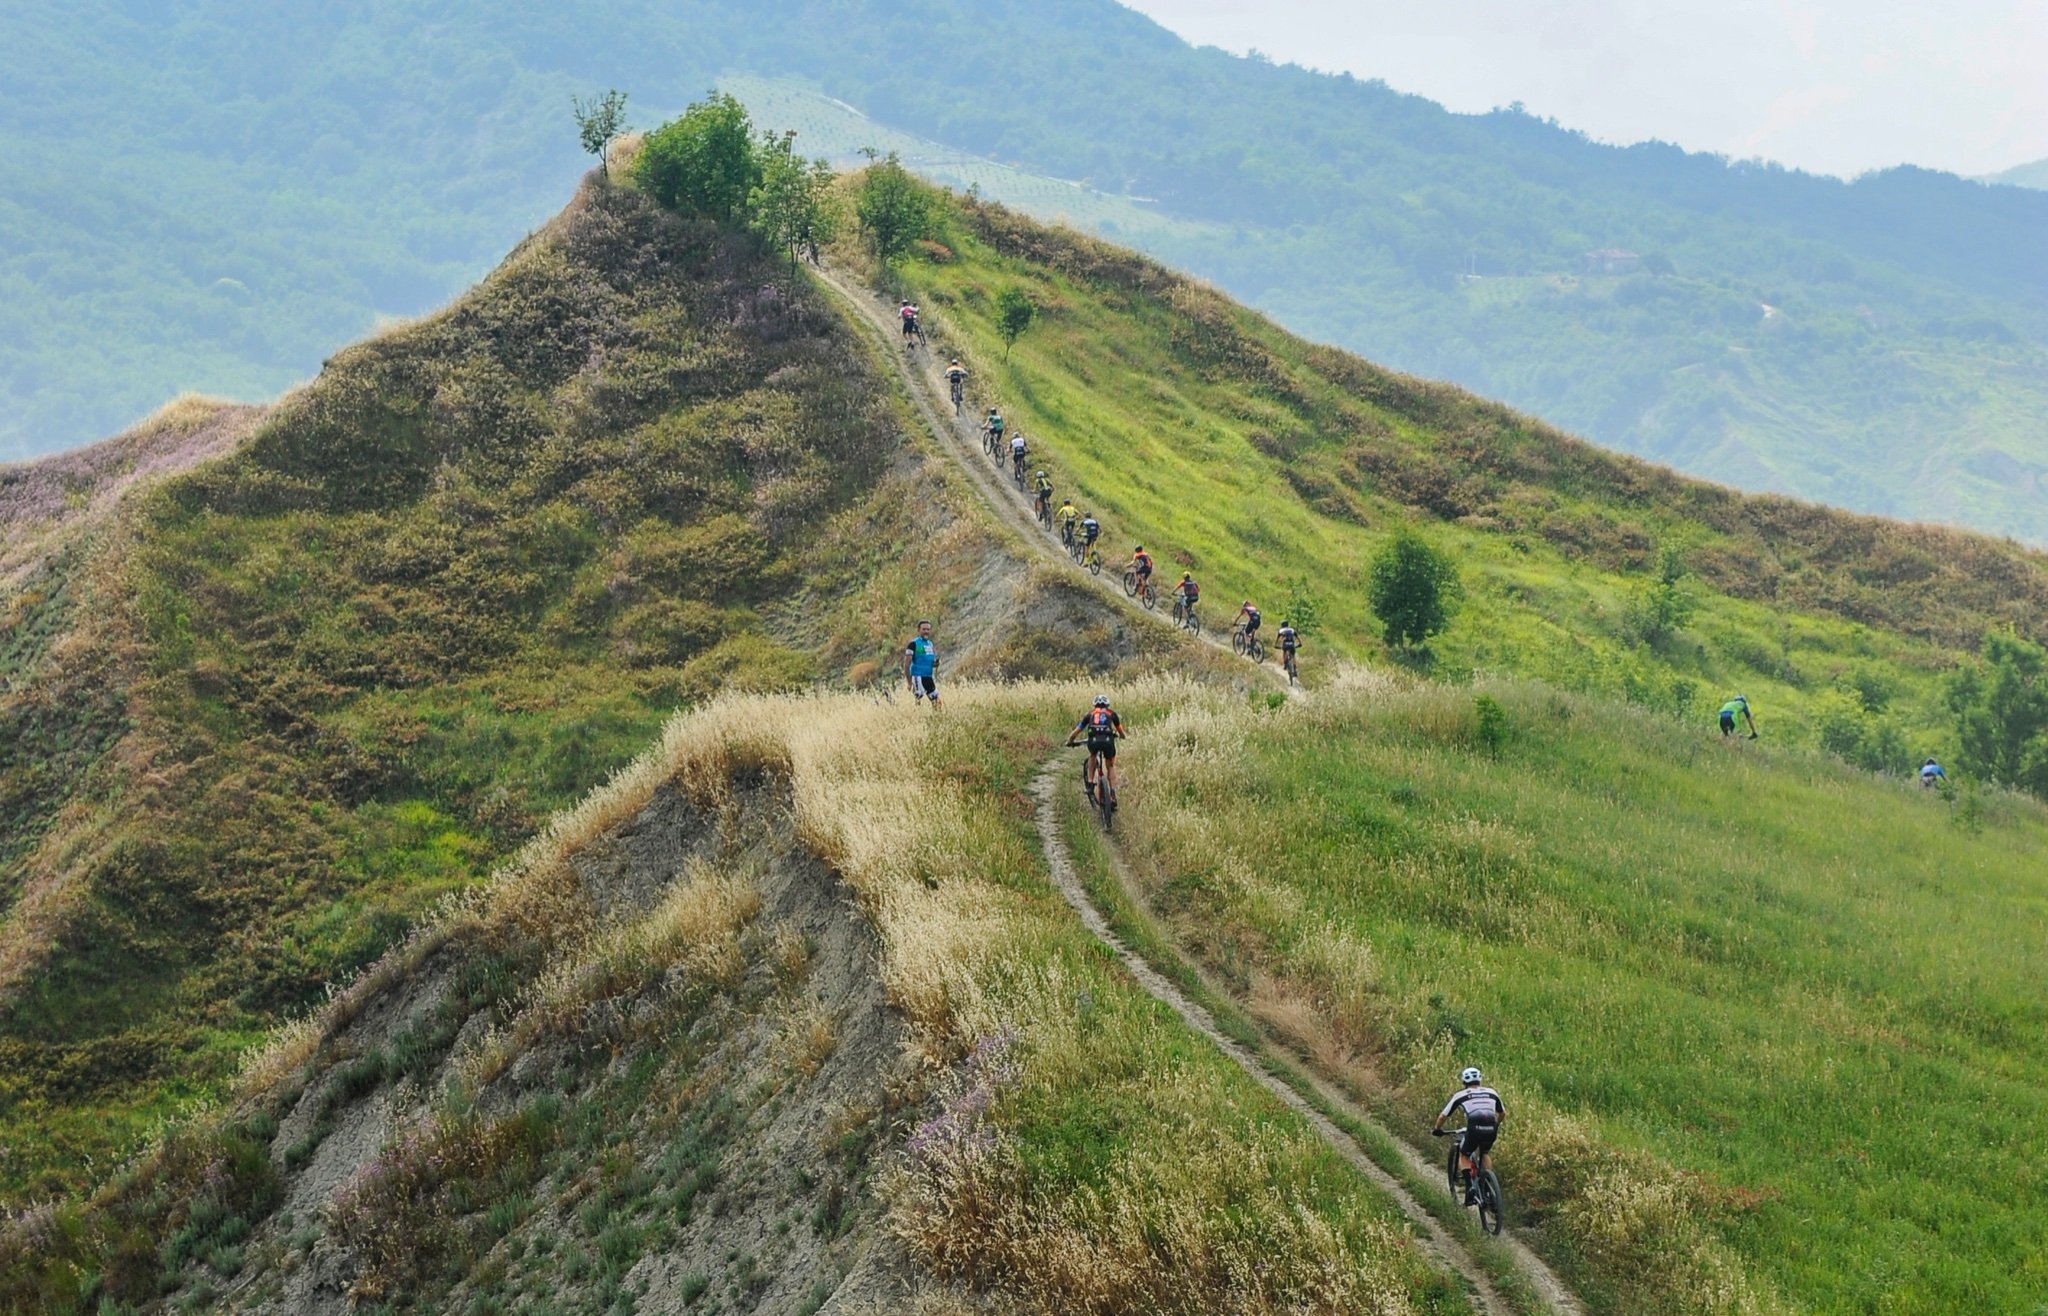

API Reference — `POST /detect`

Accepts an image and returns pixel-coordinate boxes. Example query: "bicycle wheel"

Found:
[1122,569,1138,597]
[1232,629,1247,656]
[1445,1143,1463,1197]
[1141,583,1156,611]
[1186,611,1201,637]
[1249,638,1263,663]
[1477,1171,1504,1235]
[1087,552,1101,576]
[1172,599,1184,625]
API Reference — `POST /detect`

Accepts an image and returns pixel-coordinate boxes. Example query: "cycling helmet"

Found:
[1094,694,1110,707]
[1461,1067,1483,1085]
[1181,572,1193,580]
[1134,544,1144,552]
[1036,469,1047,478]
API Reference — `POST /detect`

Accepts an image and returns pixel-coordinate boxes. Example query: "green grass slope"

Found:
[1109,679,2048,1312]
[878,187,2048,761]
[0,176,1124,1205]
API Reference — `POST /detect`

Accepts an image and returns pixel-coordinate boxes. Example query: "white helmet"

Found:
[1094,694,1111,707]
[1461,1067,1483,1085]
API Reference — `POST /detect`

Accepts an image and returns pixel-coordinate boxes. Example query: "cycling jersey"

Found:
[1080,519,1100,542]
[1010,436,1027,457]
[946,366,967,382]
[1178,579,1199,602]
[1277,626,1298,651]
[1241,607,1260,626]
[1076,707,1123,741]
[988,415,1004,434]
[1057,504,1079,525]
[1132,553,1152,576]
[1439,1086,1504,1126]
[1920,762,1947,784]
[1719,698,1748,719]
[904,635,936,678]
[900,305,919,321]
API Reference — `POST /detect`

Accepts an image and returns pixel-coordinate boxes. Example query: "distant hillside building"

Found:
[1582,247,1640,275]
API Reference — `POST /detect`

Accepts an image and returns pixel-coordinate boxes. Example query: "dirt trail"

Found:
[812,265,1292,685]
[1029,765,1585,1316]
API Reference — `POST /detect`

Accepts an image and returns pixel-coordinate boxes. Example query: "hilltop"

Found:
[0,173,1154,1209]
[8,0,2048,544]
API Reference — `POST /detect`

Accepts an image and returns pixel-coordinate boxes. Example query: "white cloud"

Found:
[1119,0,2048,177]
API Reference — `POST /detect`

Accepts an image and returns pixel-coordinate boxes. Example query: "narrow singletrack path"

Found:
[1029,765,1585,1316]
[812,265,1287,685]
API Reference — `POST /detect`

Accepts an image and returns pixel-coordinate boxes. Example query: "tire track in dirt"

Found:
[1029,764,1585,1316]
[812,264,1292,686]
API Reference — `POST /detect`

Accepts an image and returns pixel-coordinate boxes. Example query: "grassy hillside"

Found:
[874,186,2048,763]
[2,685,1469,1316]
[0,175,1140,1205]
[1101,677,2048,1312]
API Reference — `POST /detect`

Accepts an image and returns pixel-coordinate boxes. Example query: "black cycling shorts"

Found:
[1459,1120,1497,1161]
[1086,735,1117,760]
[911,675,938,699]
[1244,616,1260,632]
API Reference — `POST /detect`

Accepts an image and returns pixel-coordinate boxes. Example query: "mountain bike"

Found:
[1011,455,1029,490]
[1171,595,1202,636]
[1036,493,1053,529]
[1076,743,1117,829]
[1122,569,1156,609]
[1434,1128,1504,1235]
[1281,645,1298,685]
[1060,518,1077,551]
[1232,623,1265,662]
[949,374,966,414]
[983,425,1002,460]
[902,317,925,351]
[1080,542,1102,575]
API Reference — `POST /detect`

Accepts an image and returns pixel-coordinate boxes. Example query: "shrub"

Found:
[634,93,761,223]
[1367,528,1462,648]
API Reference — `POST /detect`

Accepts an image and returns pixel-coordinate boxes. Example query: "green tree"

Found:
[1946,631,2048,795]
[633,93,760,223]
[1281,575,1324,637]
[855,153,930,265]
[1621,543,1697,646]
[1367,528,1462,649]
[996,287,1036,358]
[571,89,629,181]
[750,131,836,272]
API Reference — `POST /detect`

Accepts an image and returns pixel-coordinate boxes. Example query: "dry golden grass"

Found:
[226,677,1449,1314]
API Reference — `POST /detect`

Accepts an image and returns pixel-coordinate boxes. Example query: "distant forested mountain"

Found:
[1985,157,2048,190]
[6,0,2048,539]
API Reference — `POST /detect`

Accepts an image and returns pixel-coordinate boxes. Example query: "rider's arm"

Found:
[1433,1092,1463,1132]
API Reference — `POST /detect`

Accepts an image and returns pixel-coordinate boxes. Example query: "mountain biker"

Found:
[1056,499,1080,544]
[902,620,940,710]
[1719,695,1757,739]
[1065,694,1127,801]
[1277,619,1300,676]
[1033,468,1054,515]
[1009,432,1028,475]
[1920,757,1948,788]
[945,358,967,390]
[1174,572,1200,621]
[1127,545,1154,596]
[1235,599,1261,640]
[985,409,1005,445]
[899,301,921,340]
[1080,514,1101,558]
[1432,1067,1505,1204]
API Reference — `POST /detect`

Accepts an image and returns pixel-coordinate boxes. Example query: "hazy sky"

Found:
[1119,0,2048,179]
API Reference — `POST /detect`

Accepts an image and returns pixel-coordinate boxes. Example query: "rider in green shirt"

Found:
[1719,695,1757,739]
